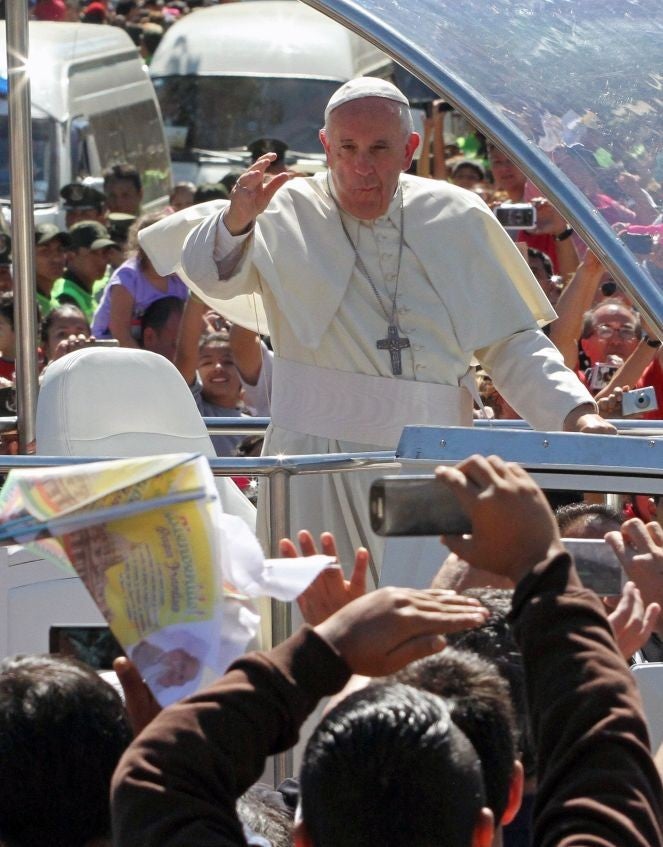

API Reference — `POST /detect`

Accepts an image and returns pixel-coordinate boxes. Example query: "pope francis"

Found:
[141,78,612,576]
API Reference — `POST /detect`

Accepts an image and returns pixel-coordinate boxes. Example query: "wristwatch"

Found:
[553,227,574,242]
[643,334,662,348]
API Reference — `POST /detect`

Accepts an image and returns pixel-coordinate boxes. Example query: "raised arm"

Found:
[111,588,488,847]
[548,250,605,368]
[437,455,663,847]
[229,323,264,386]
[174,293,206,386]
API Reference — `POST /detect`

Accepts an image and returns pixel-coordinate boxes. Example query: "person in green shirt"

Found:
[35,223,70,318]
[51,221,116,322]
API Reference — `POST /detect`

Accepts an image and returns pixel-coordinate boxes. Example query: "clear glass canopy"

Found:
[305,0,663,331]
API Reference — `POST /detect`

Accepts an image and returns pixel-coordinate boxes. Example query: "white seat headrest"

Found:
[36,347,216,458]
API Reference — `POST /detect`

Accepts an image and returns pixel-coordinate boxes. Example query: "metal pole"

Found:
[268,466,292,647]
[267,466,293,784]
[6,1,39,452]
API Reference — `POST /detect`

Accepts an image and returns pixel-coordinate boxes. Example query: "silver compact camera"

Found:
[621,386,658,417]
[494,202,537,230]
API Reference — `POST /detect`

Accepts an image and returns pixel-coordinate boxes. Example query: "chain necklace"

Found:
[328,175,410,375]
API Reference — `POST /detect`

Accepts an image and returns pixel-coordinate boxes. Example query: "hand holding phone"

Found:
[369,475,471,536]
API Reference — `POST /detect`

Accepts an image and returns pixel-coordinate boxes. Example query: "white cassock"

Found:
[141,172,596,585]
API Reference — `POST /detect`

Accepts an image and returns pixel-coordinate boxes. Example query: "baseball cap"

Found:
[68,221,116,251]
[324,77,409,122]
[60,183,106,211]
[35,223,71,248]
[0,233,11,266]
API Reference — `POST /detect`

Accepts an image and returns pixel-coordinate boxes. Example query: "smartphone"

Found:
[562,538,624,596]
[622,232,654,255]
[494,203,537,231]
[92,338,120,347]
[369,475,471,536]
[622,386,658,417]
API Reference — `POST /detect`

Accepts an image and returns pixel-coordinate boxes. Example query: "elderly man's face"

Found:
[581,302,639,365]
[319,98,419,220]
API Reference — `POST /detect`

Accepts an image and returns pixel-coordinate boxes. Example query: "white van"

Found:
[0,22,172,225]
[149,0,394,184]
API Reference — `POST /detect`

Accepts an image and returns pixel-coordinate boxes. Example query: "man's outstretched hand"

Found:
[437,454,565,583]
[280,530,369,625]
[563,403,617,434]
[223,153,292,235]
[315,587,489,676]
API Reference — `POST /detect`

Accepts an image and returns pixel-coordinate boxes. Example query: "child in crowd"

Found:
[91,213,188,347]
[175,293,248,456]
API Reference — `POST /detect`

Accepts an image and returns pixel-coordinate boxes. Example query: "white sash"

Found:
[271,358,474,448]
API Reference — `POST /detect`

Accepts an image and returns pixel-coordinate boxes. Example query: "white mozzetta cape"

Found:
[177,172,557,352]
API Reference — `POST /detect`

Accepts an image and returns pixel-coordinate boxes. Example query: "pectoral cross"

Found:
[377,324,410,376]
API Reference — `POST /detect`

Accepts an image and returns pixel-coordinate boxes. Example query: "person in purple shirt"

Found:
[92,213,188,347]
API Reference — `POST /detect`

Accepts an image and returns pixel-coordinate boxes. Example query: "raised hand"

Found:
[437,454,564,582]
[280,529,369,625]
[315,587,489,676]
[223,153,292,235]
[606,581,661,659]
[605,519,663,634]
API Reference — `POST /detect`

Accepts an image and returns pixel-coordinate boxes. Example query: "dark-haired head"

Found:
[0,654,132,847]
[391,647,518,825]
[299,682,492,847]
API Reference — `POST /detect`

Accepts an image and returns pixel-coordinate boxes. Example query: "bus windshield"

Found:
[152,76,340,158]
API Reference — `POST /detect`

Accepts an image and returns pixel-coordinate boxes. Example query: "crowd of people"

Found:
[0,5,661,846]
[2,0,663,832]
[2,459,663,846]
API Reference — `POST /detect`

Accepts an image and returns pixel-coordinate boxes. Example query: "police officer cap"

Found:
[0,233,10,266]
[324,77,410,123]
[60,183,106,210]
[107,212,136,243]
[247,138,287,164]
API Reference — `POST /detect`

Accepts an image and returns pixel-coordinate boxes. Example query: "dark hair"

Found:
[445,588,535,779]
[300,682,485,847]
[103,162,142,194]
[0,654,132,847]
[140,295,184,343]
[527,247,553,278]
[0,289,14,331]
[237,785,293,847]
[555,502,621,538]
[193,183,229,203]
[40,303,89,347]
[390,647,516,822]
